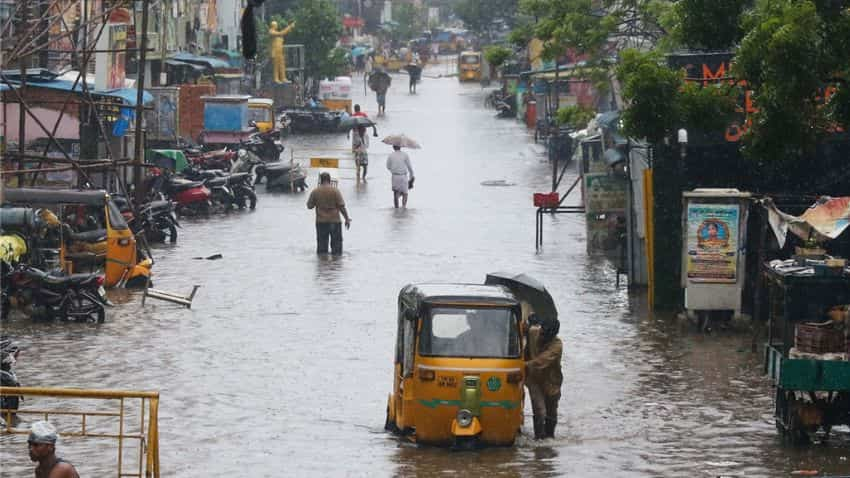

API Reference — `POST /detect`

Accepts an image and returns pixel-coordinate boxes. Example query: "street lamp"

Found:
[677,128,688,160]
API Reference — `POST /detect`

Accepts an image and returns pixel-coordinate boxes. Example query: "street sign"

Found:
[310,157,339,168]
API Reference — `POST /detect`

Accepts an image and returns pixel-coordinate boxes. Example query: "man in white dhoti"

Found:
[385,145,415,208]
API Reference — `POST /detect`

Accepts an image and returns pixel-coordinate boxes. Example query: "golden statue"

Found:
[269,20,296,83]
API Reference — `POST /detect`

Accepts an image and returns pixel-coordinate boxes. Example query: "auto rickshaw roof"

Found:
[400,283,519,308]
[3,188,109,206]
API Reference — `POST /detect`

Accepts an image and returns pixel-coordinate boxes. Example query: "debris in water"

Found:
[481,179,516,187]
[790,471,819,476]
[193,254,223,260]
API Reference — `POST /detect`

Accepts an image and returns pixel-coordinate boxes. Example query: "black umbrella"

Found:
[484,272,558,326]
[339,116,376,129]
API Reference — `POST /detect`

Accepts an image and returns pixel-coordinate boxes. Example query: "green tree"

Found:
[454,0,519,40]
[616,49,736,142]
[287,0,343,81]
[484,45,513,69]
[393,2,424,42]
[733,0,850,164]
[519,0,671,61]
[665,0,746,50]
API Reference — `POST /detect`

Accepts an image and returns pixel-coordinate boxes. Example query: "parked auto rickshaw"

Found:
[385,283,527,448]
[248,97,275,133]
[3,188,152,288]
[458,51,482,82]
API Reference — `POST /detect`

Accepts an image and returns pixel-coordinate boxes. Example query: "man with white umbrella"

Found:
[384,135,417,208]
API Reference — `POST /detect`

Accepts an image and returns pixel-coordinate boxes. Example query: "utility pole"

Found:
[160,0,167,85]
[552,61,559,192]
[133,0,150,206]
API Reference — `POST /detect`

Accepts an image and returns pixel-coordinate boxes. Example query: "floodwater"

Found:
[1,61,848,477]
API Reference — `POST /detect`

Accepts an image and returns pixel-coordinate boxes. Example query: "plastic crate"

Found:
[795,322,845,354]
[533,192,559,208]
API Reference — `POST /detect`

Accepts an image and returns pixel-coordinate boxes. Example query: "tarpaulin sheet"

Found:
[763,196,850,247]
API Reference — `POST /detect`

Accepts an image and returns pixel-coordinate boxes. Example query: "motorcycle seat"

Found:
[229,172,250,182]
[68,229,107,243]
[26,268,100,287]
[262,162,294,173]
[206,177,228,187]
[170,179,204,191]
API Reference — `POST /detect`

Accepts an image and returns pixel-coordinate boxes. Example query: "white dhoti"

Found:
[392,174,409,193]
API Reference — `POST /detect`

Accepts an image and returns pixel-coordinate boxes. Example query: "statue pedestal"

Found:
[271,82,298,108]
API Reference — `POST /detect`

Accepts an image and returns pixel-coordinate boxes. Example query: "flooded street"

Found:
[2,62,849,476]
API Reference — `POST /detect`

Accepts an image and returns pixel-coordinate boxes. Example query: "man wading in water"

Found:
[28,421,79,478]
[307,172,352,255]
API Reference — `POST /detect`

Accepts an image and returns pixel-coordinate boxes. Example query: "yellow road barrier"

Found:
[0,386,160,478]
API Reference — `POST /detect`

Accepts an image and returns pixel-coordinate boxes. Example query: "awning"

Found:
[1,78,152,105]
[165,59,206,72]
[211,49,243,68]
[170,52,231,70]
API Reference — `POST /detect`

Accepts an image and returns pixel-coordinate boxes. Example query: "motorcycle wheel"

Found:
[62,293,106,323]
[246,189,258,210]
[167,223,178,243]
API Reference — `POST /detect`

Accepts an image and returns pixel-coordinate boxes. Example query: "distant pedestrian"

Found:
[524,315,563,440]
[386,145,415,208]
[307,172,352,255]
[352,125,369,181]
[28,421,79,478]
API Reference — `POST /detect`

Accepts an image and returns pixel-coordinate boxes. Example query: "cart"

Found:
[762,263,850,444]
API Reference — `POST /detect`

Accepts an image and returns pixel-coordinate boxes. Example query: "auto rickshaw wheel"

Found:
[384,406,398,433]
[452,437,478,451]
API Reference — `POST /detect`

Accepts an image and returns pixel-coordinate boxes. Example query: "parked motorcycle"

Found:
[182,166,257,210]
[185,148,237,170]
[233,149,307,192]
[495,94,516,118]
[0,337,21,415]
[145,169,213,216]
[4,264,108,322]
[112,195,180,243]
[240,129,284,163]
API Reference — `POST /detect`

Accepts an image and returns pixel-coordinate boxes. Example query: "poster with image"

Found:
[686,203,739,283]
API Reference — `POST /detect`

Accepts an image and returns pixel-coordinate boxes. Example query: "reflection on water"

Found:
[1,61,847,477]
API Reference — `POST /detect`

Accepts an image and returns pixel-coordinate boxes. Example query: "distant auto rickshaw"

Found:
[458,51,482,82]
[386,283,527,448]
[2,188,152,288]
[247,97,275,133]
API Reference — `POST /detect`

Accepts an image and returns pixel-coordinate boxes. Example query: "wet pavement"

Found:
[2,61,849,477]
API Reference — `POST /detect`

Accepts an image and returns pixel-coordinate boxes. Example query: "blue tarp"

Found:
[98,88,154,106]
[3,78,152,105]
[170,52,231,70]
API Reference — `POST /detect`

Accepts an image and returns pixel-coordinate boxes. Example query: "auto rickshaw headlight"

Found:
[457,409,473,428]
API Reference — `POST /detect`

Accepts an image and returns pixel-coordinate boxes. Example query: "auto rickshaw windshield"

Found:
[461,55,480,64]
[248,107,273,122]
[419,307,519,358]
[106,200,129,230]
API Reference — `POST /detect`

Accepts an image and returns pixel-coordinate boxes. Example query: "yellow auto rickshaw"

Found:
[3,188,152,288]
[458,51,482,82]
[247,97,275,133]
[385,283,526,448]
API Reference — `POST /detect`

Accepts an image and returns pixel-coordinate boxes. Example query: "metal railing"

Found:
[0,386,160,478]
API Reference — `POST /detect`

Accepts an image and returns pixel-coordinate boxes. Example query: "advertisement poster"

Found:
[686,203,739,283]
[107,24,127,89]
[145,89,179,140]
